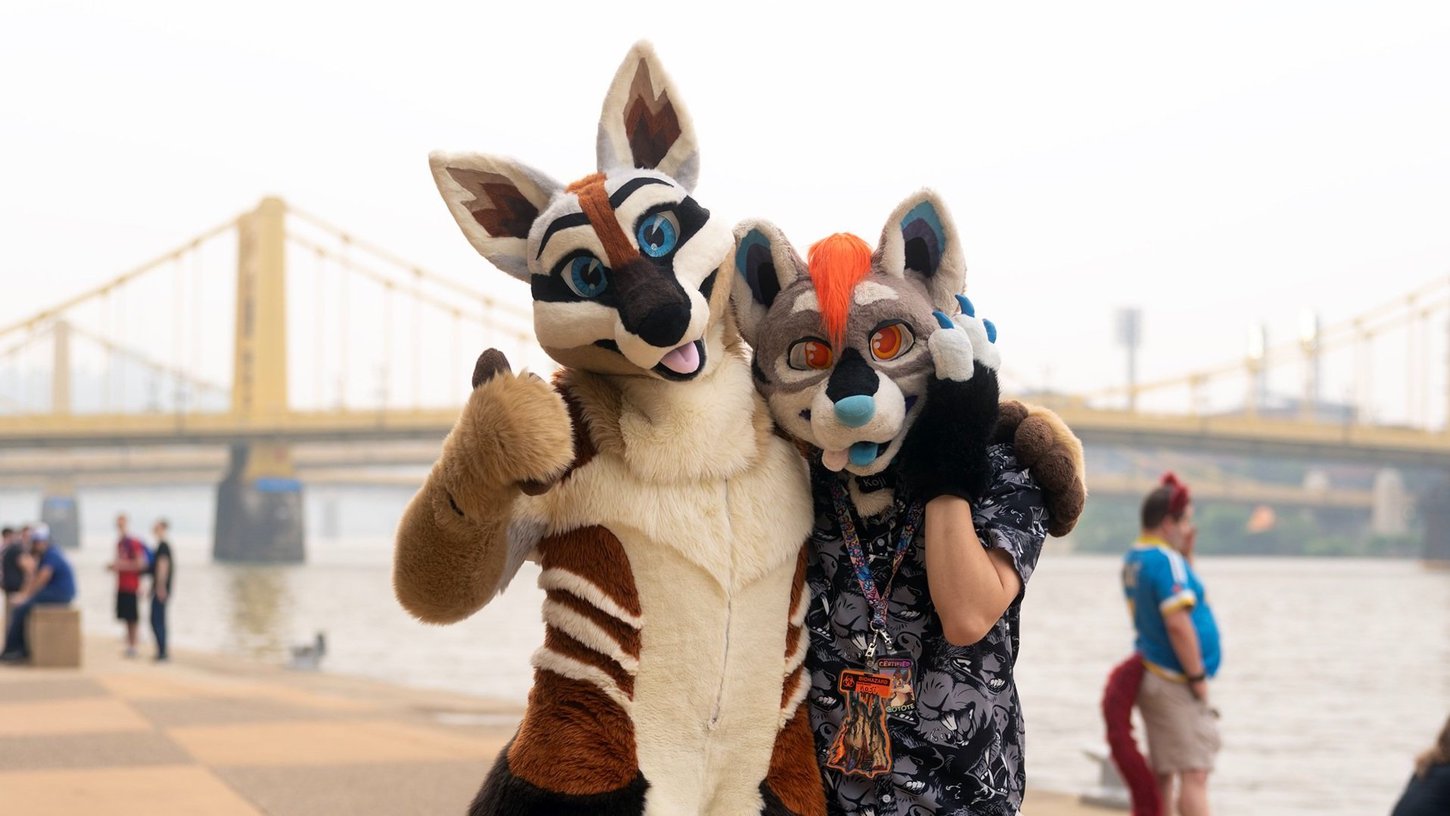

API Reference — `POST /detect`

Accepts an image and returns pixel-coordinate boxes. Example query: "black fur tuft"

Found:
[469,747,649,816]
[896,361,1000,503]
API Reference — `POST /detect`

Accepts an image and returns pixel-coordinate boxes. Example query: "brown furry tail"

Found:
[995,400,1087,537]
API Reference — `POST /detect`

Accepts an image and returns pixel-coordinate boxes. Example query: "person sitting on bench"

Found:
[1,527,76,662]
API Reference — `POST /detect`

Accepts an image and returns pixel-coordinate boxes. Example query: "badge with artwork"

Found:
[827,670,894,778]
[876,654,918,723]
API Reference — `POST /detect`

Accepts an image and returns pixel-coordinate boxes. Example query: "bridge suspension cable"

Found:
[1089,274,1450,408]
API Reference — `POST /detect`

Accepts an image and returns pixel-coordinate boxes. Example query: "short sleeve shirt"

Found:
[116,537,142,594]
[1121,540,1222,678]
[805,443,1048,816]
[38,546,76,602]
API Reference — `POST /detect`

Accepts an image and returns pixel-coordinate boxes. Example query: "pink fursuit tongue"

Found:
[659,342,701,375]
[822,449,849,472]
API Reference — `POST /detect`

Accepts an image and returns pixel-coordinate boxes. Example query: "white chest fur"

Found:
[537,357,812,592]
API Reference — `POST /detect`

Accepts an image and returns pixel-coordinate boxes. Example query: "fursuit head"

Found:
[430,49,731,381]
[399,42,824,816]
[732,190,1002,511]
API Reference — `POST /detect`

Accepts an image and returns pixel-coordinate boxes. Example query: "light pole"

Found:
[1299,309,1321,421]
[1245,324,1267,417]
[1116,308,1142,412]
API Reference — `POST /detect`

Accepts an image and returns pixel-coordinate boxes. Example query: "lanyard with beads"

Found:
[829,479,923,668]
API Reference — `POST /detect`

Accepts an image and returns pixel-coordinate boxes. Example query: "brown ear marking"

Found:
[446,167,539,240]
[623,58,681,170]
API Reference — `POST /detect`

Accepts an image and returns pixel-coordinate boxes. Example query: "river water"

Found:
[5,485,1446,815]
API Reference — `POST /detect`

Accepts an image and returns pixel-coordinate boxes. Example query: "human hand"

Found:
[155,588,168,603]
[896,294,1001,503]
[1189,678,1209,704]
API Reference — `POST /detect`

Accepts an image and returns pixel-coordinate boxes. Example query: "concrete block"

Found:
[28,605,82,668]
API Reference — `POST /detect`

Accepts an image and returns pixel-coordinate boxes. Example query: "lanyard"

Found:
[829,479,923,665]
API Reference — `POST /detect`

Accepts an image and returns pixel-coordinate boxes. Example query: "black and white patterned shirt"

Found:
[806,444,1047,816]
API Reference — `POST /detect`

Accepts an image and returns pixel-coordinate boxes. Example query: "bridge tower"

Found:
[39,320,81,550]
[214,197,305,563]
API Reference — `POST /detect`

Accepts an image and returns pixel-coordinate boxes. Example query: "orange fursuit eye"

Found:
[788,339,834,371]
[870,323,915,361]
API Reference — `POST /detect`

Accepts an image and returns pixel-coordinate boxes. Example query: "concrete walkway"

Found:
[0,638,1114,815]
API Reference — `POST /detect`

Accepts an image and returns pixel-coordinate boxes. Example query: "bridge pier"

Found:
[39,478,80,550]
[214,443,305,563]
[1420,479,1450,563]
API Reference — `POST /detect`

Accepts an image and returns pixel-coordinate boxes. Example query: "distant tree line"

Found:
[1068,497,1423,558]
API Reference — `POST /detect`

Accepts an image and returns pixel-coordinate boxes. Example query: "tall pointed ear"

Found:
[596,41,700,192]
[429,151,562,281]
[876,189,966,312]
[729,219,807,347]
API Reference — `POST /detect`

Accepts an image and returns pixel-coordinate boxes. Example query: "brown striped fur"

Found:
[764,706,828,816]
[507,671,641,795]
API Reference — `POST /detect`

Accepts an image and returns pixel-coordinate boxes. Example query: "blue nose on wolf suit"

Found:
[833,395,876,428]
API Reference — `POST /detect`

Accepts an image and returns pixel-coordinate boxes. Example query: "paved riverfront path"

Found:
[0,637,1109,815]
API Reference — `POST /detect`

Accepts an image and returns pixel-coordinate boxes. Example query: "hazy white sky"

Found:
[4,1,1449,416]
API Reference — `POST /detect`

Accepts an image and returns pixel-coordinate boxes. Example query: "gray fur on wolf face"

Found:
[428,43,733,381]
[731,191,968,476]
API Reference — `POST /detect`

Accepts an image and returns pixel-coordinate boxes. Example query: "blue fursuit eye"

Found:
[636,211,680,258]
[566,255,609,298]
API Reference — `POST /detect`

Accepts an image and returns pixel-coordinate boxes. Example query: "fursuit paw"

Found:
[440,349,575,513]
[997,400,1087,537]
[897,295,1001,503]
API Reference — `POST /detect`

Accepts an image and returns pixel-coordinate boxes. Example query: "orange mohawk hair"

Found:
[807,233,873,347]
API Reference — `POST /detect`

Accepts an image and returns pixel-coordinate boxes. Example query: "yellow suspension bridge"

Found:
[2,198,1447,560]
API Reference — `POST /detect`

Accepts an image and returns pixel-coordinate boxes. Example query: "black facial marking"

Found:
[608,177,673,208]
[594,339,622,354]
[751,356,770,385]
[533,249,619,307]
[826,347,879,403]
[699,269,718,301]
[614,257,691,347]
[536,212,591,259]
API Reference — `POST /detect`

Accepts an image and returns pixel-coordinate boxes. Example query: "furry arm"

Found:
[897,360,1002,503]
[393,350,574,624]
[923,496,1022,646]
[995,400,1088,537]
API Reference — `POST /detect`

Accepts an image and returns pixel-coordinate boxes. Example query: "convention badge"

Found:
[827,676,894,778]
[839,669,894,698]
[875,655,918,723]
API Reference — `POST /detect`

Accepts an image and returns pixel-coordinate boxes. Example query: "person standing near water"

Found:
[1122,474,1222,816]
[149,518,173,662]
[108,513,146,658]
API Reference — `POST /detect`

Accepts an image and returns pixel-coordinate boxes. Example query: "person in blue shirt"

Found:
[1121,473,1222,816]
[1,526,77,662]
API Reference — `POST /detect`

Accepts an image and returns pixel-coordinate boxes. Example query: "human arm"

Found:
[14,564,52,604]
[154,554,170,601]
[924,496,1022,646]
[1163,607,1210,702]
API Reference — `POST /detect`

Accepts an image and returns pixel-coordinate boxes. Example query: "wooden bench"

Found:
[27,605,82,668]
